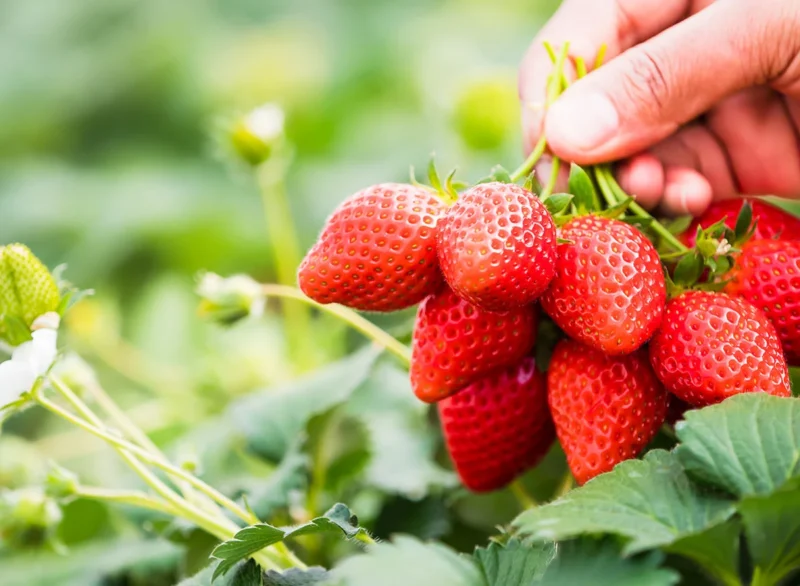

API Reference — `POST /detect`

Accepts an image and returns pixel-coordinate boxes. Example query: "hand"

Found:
[519,0,800,215]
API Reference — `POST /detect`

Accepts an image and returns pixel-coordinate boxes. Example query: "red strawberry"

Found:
[724,239,800,365]
[298,183,446,311]
[410,287,537,403]
[683,198,800,247]
[437,182,556,312]
[438,357,554,492]
[541,216,665,355]
[547,339,668,485]
[665,396,692,426]
[649,291,791,407]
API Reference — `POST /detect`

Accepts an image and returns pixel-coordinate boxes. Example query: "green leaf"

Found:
[263,568,330,585]
[512,450,735,554]
[212,525,285,580]
[474,539,555,585]
[739,490,800,585]
[331,535,485,586]
[534,540,679,586]
[229,348,379,461]
[543,193,573,216]
[664,519,742,586]
[231,560,264,586]
[212,504,369,580]
[344,360,456,498]
[675,394,800,497]
[181,561,264,586]
[568,164,598,212]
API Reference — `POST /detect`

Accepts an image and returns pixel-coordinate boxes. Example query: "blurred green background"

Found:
[0,0,564,584]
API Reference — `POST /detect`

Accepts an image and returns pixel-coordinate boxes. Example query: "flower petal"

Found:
[0,359,35,407]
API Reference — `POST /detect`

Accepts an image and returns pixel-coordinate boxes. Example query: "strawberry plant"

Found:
[3,41,800,586]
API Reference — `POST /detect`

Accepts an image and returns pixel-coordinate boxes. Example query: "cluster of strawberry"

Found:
[298,176,800,492]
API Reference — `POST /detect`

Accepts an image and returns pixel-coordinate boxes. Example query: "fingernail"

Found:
[546,93,619,152]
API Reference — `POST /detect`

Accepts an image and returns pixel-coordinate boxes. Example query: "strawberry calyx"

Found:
[410,156,463,205]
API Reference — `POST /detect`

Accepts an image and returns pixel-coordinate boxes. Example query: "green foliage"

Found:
[474,539,555,585]
[675,394,800,496]
[331,536,483,586]
[739,491,800,585]
[513,450,735,554]
[211,504,369,580]
[229,348,379,461]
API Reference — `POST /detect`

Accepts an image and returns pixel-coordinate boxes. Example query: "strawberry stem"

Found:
[510,42,570,188]
[595,166,689,253]
[509,479,537,509]
[260,284,412,365]
[541,156,561,200]
[510,135,547,183]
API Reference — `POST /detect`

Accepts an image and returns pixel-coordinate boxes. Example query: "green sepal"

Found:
[568,164,599,213]
[556,237,574,245]
[544,193,573,216]
[673,253,704,287]
[664,215,693,236]
[597,196,633,219]
[734,200,753,241]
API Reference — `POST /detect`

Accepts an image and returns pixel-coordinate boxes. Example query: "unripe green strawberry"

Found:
[0,244,60,345]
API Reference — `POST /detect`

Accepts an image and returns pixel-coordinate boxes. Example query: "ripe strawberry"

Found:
[298,183,446,311]
[724,239,800,365]
[410,287,537,403]
[541,216,665,355]
[547,339,667,485]
[437,182,556,312]
[438,357,554,492]
[683,198,800,247]
[649,291,791,407]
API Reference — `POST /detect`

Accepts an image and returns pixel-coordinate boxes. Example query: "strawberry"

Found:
[437,182,556,312]
[724,239,800,365]
[298,183,446,311]
[683,198,800,247]
[547,339,668,485]
[541,215,665,355]
[649,291,791,407]
[410,287,537,403]
[438,357,554,492]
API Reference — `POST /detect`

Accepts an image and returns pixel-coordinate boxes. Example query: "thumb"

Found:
[543,0,800,164]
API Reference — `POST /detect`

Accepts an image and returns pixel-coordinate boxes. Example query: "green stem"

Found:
[552,472,574,500]
[34,383,284,570]
[257,156,316,373]
[261,284,412,366]
[599,166,689,253]
[510,135,547,183]
[541,157,561,200]
[593,166,622,208]
[75,486,181,517]
[82,378,196,502]
[39,380,293,570]
[509,479,537,510]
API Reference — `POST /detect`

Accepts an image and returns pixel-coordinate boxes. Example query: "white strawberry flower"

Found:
[715,238,732,256]
[0,315,59,409]
[243,103,285,144]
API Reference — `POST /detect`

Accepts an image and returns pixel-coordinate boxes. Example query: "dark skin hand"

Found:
[519,0,800,216]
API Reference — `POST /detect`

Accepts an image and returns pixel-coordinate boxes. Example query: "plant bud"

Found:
[229,103,285,166]
[197,272,266,325]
